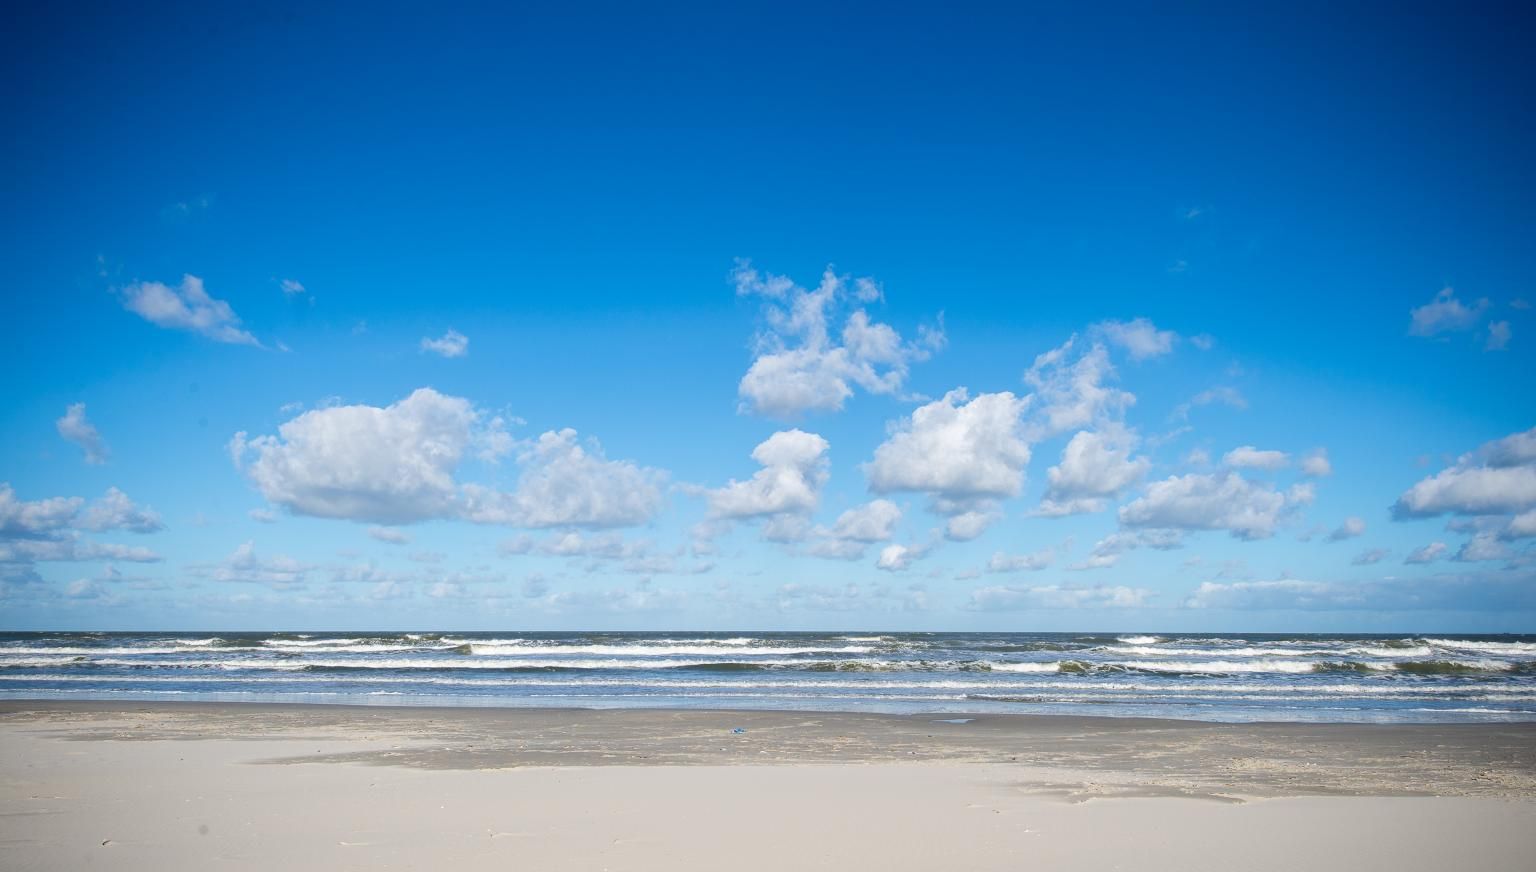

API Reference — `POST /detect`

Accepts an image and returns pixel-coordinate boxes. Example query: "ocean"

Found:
[3,630,1534,723]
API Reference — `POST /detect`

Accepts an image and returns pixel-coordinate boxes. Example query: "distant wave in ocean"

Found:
[3,631,1534,723]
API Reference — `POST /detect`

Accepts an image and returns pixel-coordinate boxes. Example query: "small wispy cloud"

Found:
[1486,320,1511,351]
[1351,547,1389,566]
[1408,287,1488,338]
[161,194,213,221]
[1327,516,1365,542]
[56,403,109,465]
[368,526,411,545]
[1405,542,1448,564]
[118,275,259,346]
[421,329,469,358]
[1172,386,1246,421]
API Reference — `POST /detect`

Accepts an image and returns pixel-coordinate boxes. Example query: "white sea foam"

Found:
[5,651,1523,677]
[263,644,443,654]
[0,647,204,656]
[1102,645,1318,658]
[261,638,375,648]
[1426,639,1536,654]
[7,672,1536,701]
[13,658,303,672]
[442,637,801,650]
[1344,645,1436,658]
[464,643,869,657]
[0,657,90,667]
[988,662,1062,673]
[4,631,1532,723]
[1113,659,1322,674]
[649,637,760,646]
[71,656,827,671]
[1418,658,1515,672]
[1409,707,1534,714]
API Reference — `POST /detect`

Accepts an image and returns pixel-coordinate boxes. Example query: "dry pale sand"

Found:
[3,701,1535,871]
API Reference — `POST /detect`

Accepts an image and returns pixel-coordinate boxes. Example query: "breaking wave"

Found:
[3,631,1533,723]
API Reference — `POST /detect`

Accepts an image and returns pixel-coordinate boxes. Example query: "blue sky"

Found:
[3,2,1534,631]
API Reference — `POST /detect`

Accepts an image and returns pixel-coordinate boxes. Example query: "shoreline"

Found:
[5,694,1535,727]
[5,692,1535,726]
[5,700,1536,871]
[6,699,1535,796]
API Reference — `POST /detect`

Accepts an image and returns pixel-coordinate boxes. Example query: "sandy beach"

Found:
[2,701,1534,871]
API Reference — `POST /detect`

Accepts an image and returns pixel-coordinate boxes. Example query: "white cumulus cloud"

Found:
[1118,472,1301,540]
[865,389,1030,538]
[79,488,163,533]
[1037,426,1149,516]
[1453,533,1509,563]
[1222,445,1290,470]
[804,500,905,560]
[231,388,663,530]
[463,429,665,529]
[0,484,165,582]
[231,388,485,524]
[707,430,830,523]
[827,498,902,542]
[1023,338,1133,438]
[0,484,83,537]
[875,542,927,572]
[1093,317,1177,361]
[1392,427,1536,519]
[1505,510,1536,539]
[942,507,1002,541]
[734,262,943,417]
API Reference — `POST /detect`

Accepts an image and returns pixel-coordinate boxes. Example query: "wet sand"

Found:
[3,701,1535,870]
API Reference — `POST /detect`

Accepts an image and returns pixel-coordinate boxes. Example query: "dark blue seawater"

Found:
[3,631,1534,723]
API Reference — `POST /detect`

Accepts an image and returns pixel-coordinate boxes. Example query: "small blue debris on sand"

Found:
[731,727,747,734]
